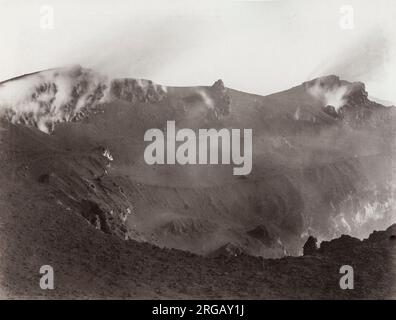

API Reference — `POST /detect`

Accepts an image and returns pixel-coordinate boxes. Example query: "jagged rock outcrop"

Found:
[110,78,167,103]
[80,199,112,234]
[304,75,392,128]
[366,224,396,243]
[318,234,361,255]
[78,199,131,240]
[208,79,231,118]
[305,224,396,258]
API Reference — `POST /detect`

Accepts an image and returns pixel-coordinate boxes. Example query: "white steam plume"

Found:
[307,80,348,111]
[0,65,169,134]
[0,65,110,133]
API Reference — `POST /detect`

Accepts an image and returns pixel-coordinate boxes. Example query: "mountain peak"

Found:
[0,66,109,133]
[0,66,168,133]
[304,75,369,110]
[0,68,391,134]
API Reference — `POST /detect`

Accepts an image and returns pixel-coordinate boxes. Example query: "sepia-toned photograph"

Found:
[0,0,395,305]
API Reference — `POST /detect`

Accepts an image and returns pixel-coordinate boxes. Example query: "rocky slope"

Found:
[0,173,395,298]
[0,66,395,293]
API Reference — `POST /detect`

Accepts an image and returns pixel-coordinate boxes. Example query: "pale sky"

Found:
[0,0,395,102]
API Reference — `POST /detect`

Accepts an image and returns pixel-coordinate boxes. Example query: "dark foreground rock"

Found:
[1,176,395,299]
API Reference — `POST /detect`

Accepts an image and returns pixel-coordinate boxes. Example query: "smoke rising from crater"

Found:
[0,65,170,133]
[0,65,110,133]
[307,80,348,111]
